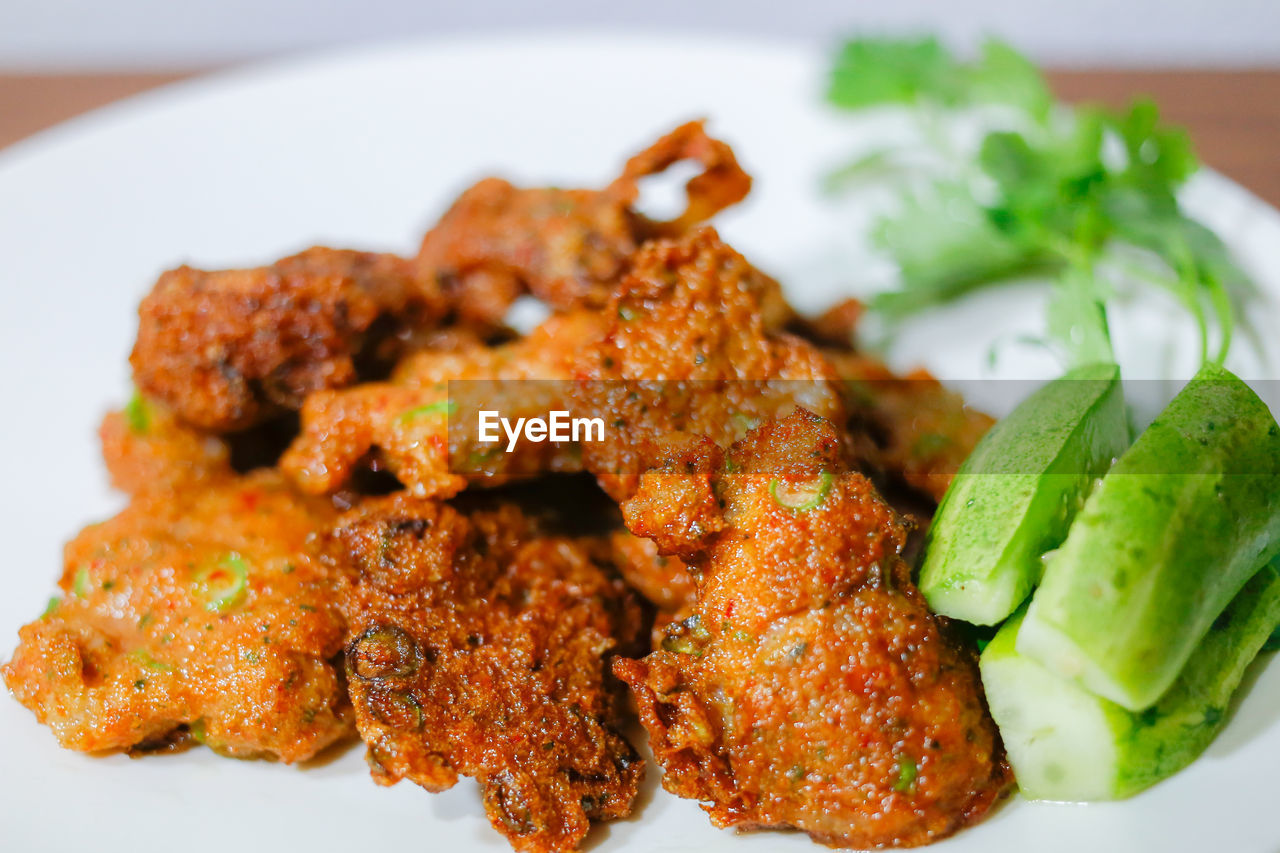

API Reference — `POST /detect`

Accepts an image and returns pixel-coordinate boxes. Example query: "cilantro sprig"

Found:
[826,36,1249,367]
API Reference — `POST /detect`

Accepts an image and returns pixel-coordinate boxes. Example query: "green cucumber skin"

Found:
[920,362,1128,625]
[983,564,1280,801]
[1018,363,1280,711]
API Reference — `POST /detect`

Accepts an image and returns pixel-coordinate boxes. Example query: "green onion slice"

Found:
[893,755,918,792]
[769,471,834,512]
[124,391,151,434]
[128,649,173,672]
[195,553,249,613]
[398,399,456,422]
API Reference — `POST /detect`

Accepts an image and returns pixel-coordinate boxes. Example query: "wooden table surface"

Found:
[2,70,1278,206]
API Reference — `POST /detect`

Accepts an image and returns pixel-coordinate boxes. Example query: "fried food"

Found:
[281,311,602,497]
[335,496,644,853]
[571,226,843,500]
[100,394,232,495]
[131,247,448,431]
[415,121,752,326]
[607,530,695,617]
[830,353,994,502]
[614,410,1010,847]
[2,469,351,761]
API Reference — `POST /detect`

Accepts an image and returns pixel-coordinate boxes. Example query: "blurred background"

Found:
[1,0,1279,200]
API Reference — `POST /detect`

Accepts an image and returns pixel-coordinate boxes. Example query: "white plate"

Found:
[2,33,1278,853]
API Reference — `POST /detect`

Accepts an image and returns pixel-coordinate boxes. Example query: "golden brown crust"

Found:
[415,121,751,325]
[334,496,644,853]
[2,470,352,762]
[614,411,1010,848]
[607,530,696,616]
[100,396,231,496]
[130,248,448,431]
[829,353,994,503]
[280,311,602,497]
[571,227,841,501]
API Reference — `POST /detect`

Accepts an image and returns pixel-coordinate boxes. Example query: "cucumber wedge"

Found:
[982,562,1280,801]
[919,362,1128,625]
[1018,363,1280,710]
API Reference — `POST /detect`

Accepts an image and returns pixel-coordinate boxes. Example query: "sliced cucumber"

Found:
[983,562,1280,801]
[919,362,1128,625]
[1018,362,1280,710]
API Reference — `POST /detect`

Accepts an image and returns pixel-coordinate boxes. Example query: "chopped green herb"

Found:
[41,596,61,619]
[71,566,90,597]
[194,553,249,613]
[128,649,173,672]
[769,471,834,513]
[398,399,456,422]
[124,391,151,434]
[893,755,918,792]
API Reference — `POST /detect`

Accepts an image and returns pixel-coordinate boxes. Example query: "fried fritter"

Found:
[100,394,232,496]
[281,311,602,497]
[2,469,351,761]
[786,298,994,504]
[830,353,994,503]
[571,226,843,500]
[607,530,695,617]
[415,121,752,325]
[131,247,448,431]
[334,496,644,853]
[614,410,1009,847]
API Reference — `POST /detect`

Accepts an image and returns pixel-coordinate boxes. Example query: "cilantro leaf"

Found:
[828,37,964,108]
[966,39,1053,121]
[826,35,1250,367]
[870,183,1046,318]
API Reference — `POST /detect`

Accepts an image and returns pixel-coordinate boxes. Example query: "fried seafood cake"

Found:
[607,530,695,617]
[828,352,994,503]
[571,227,842,501]
[100,394,231,496]
[282,311,602,498]
[334,497,644,853]
[614,411,1010,848]
[416,121,752,325]
[131,247,449,431]
[2,470,351,762]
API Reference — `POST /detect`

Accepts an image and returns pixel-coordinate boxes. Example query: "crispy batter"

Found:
[100,395,232,496]
[335,496,644,853]
[283,229,824,503]
[2,470,351,762]
[281,311,602,497]
[131,247,448,431]
[571,227,843,500]
[829,353,994,502]
[614,411,1009,847]
[415,121,751,325]
[787,298,995,504]
[607,530,696,617]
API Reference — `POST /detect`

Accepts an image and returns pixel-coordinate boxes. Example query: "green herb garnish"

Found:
[398,399,456,422]
[124,391,152,434]
[827,36,1249,367]
[769,471,834,513]
[194,553,249,613]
